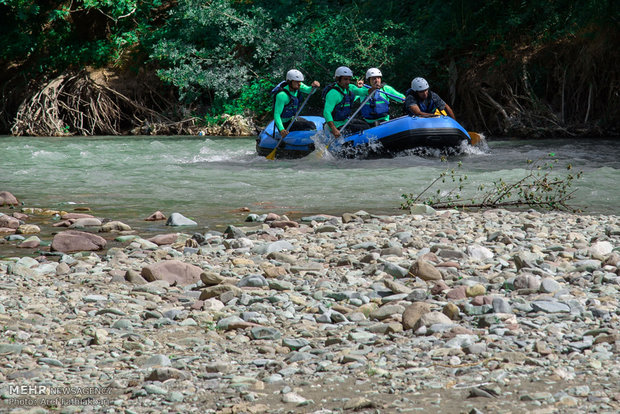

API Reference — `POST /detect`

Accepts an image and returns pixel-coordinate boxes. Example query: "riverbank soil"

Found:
[458,29,619,138]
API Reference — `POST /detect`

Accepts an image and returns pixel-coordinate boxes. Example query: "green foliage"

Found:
[1,0,615,120]
[0,0,161,74]
[401,154,583,212]
[148,0,284,105]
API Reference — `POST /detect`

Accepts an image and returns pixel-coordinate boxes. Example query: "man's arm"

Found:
[408,104,432,117]
[444,104,456,120]
[323,90,345,138]
[383,85,405,101]
[274,92,289,132]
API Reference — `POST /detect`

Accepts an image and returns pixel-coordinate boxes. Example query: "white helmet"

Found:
[334,66,353,79]
[365,68,382,79]
[286,69,304,82]
[411,77,429,91]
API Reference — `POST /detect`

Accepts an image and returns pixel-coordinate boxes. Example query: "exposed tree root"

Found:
[11,70,197,136]
[458,29,619,137]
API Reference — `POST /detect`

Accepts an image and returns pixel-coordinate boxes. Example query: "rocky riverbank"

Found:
[0,194,619,413]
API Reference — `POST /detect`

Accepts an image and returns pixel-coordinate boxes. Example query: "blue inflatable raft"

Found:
[255,116,325,159]
[256,115,471,159]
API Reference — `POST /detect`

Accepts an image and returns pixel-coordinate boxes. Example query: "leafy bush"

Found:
[401,154,583,212]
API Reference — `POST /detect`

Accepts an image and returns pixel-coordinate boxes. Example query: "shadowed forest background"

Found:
[0,0,618,137]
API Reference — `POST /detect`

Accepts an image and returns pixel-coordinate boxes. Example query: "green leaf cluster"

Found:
[1,0,615,120]
[401,154,583,212]
[0,0,162,74]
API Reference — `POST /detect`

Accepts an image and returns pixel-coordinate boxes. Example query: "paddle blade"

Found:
[265,148,277,160]
[468,131,481,146]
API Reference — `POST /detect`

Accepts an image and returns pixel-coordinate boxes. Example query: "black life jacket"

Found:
[405,88,437,115]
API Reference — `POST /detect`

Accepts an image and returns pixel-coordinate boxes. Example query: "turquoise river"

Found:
[1,135,619,239]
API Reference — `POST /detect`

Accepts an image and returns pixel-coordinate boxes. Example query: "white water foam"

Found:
[177,139,256,163]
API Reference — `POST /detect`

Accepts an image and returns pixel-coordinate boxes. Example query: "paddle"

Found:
[266,87,316,160]
[363,84,403,102]
[363,84,482,146]
[322,88,379,152]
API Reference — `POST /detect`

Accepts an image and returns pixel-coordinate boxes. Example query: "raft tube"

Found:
[328,115,472,158]
[256,116,325,159]
[256,115,471,159]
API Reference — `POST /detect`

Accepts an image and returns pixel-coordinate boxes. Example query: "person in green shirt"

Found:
[273,69,320,139]
[361,68,406,126]
[322,66,370,138]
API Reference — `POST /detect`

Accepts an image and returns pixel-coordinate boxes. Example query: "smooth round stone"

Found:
[251,327,281,340]
[237,274,268,288]
[144,384,168,395]
[282,338,310,350]
[492,297,512,314]
[466,284,486,297]
[166,391,184,402]
[112,319,133,330]
[531,301,570,313]
[264,374,284,384]
[540,278,562,293]
[143,354,171,368]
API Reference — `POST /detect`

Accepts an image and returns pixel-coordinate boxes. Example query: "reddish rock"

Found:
[436,261,461,269]
[61,213,95,220]
[18,239,41,248]
[53,221,72,227]
[402,302,432,330]
[0,227,16,234]
[230,207,250,213]
[420,252,439,262]
[0,215,20,229]
[0,191,19,206]
[257,233,278,242]
[471,296,494,306]
[431,280,450,294]
[147,233,179,246]
[12,212,29,220]
[408,259,443,281]
[264,213,281,222]
[269,220,299,229]
[50,230,107,253]
[141,260,202,285]
[145,211,166,221]
[446,286,467,300]
[445,326,475,337]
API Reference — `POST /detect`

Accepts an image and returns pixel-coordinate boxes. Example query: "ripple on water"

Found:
[149,140,167,150]
[31,150,67,160]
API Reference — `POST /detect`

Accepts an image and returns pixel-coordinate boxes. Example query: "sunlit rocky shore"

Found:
[1,190,619,413]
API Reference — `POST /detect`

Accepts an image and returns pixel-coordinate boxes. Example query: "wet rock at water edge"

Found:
[145,210,167,221]
[0,215,20,229]
[50,230,107,252]
[166,212,197,226]
[0,191,19,206]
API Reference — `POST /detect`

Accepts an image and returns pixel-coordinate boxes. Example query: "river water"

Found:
[1,135,619,235]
